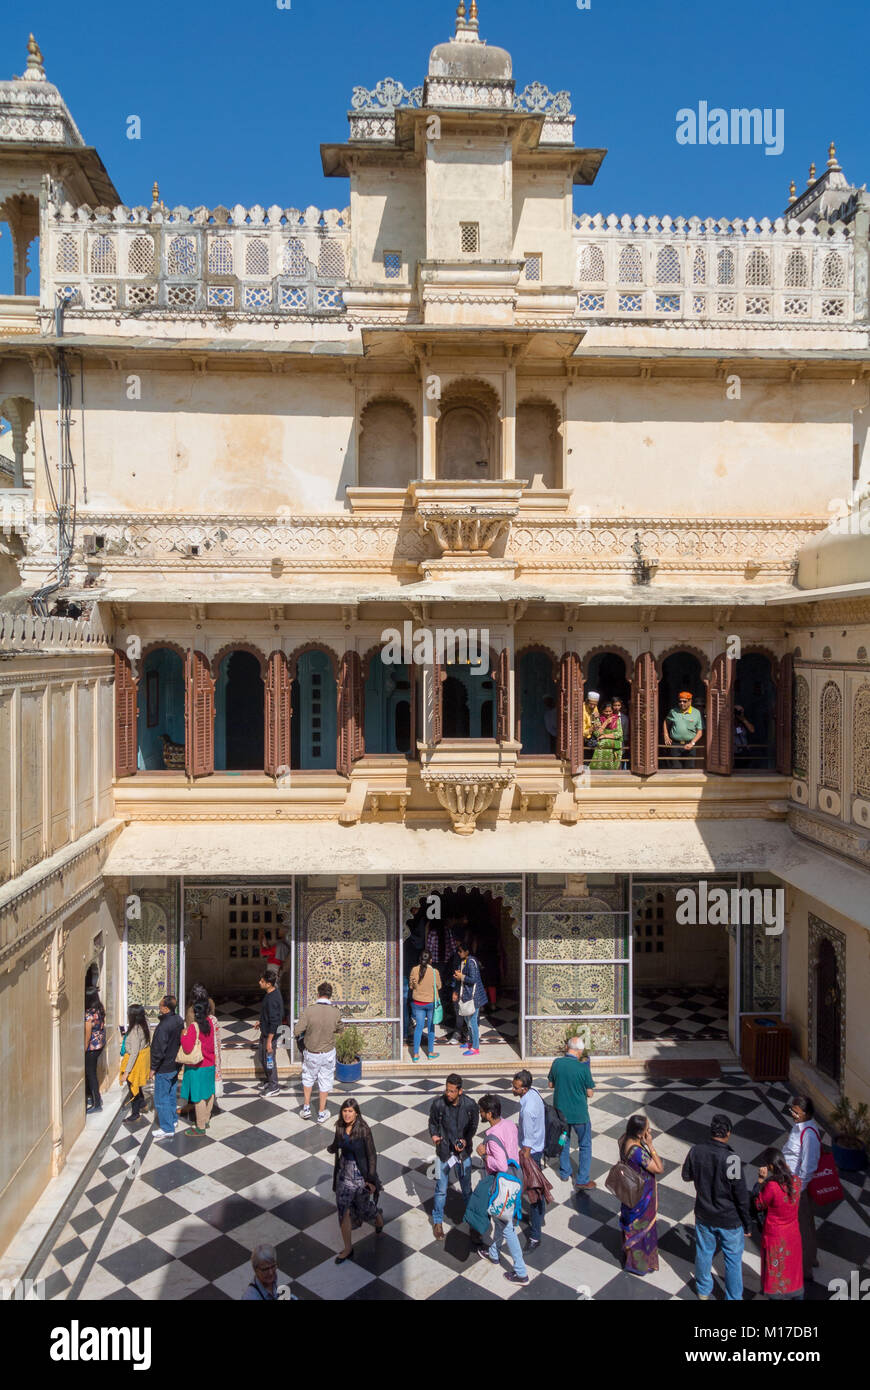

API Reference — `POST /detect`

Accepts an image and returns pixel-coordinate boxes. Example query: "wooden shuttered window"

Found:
[185,649,214,779]
[432,659,444,745]
[630,651,658,776]
[337,650,364,778]
[558,651,584,775]
[776,652,793,776]
[114,649,138,779]
[706,652,735,775]
[265,650,292,777]
[494,648,510,743]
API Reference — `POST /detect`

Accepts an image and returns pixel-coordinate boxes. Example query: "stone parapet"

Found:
[19,511,828,590]
[42,200,350,319]
[574,213,856,327]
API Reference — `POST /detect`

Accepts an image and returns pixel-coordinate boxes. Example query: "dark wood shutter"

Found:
[706,651,735,775]
[630,651,658,776]
[353,654,365,764]
[432,659,444,745]
[494,648,510,743]
[265,650,292,777]
[114,649,138,779]
[558,651,584,775]
[185,649,214,779]
[337,651,364,778]
[776,652,793,776]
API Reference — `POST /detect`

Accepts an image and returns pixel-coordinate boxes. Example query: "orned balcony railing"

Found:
[573,213,855,325]
[43,200,350,316]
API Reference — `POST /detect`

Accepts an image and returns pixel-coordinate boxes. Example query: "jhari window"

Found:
[460,222,480,254]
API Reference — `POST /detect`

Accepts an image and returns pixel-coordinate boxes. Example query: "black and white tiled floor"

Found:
[213,997,265,1052]
[633,987,729,1041]
[430,992,519,1048]
[27,1072,870,1301]
[213,992,521,1062]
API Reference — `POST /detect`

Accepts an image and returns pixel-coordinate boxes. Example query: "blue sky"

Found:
[2,0,869,290]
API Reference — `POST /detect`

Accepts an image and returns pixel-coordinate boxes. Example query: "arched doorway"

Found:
[364,659,412,755]
[734,652,776,769]
[518,649,558,754]
[215,650,265,770]
[137,646,185,770]
[586,651,630,707]
[402,881,521,1057]
[290,649,337,770]
[443,660,495,738]
[586,650,631,769]
[659,651,706,768]
[815,937,841,1082]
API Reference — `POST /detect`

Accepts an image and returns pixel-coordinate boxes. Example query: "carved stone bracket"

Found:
[422,770,514,834]
[409,480,525,576]
[418,510,510,556]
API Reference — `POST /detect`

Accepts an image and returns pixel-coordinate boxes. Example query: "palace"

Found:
[1,7,869,1254]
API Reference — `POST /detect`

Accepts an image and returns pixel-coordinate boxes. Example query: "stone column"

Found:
[43,921,70,1177]
[0,195,39,296]
[419,665,435,744]
[0,396,32,489]
[501,360,517,480]
[419,353,439,480]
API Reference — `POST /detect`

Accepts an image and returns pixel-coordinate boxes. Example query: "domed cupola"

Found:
[424,2,515,109]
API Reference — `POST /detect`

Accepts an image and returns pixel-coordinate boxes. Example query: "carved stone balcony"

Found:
[419,735,519,833]
[422,770,514,834]
[409,479,525,580]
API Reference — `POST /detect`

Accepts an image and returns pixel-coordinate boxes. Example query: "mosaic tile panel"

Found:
[527,876,626,913]
[854,684,870,798]
[527,895,629,960]
[126,886,179,1020]
[526,961,627,1017]
[297,887,397,1036]
[527,1017,629,1058]
[820,679,842,791]
[793,674,809,779]
[740,914,782,1013]
[342,1021,396,1063]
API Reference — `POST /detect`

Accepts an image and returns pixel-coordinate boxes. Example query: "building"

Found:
[1,8,869,1253]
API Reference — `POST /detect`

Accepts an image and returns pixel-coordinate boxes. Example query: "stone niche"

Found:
[357,396,417,489]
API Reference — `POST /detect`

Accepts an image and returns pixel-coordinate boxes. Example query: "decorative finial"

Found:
[23,33,46,81]
[788,179,796,203]
[827,140,840,171]
[807,162,816,185]
[151,180,160,205]
[469,0,479,24]
[456,1,466,24]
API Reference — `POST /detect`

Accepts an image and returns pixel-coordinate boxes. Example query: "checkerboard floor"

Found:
[215,998,262,1052]
[633,987,729,1041]
[422,991,519,1049]
[25,1071,870,1301]
[212,993,521,1068]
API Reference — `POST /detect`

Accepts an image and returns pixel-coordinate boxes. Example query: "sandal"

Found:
[411,1053,421,1062]
[184,1127,208,1138]
[427,1053,440,1061]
